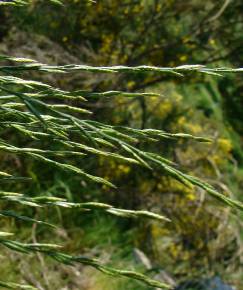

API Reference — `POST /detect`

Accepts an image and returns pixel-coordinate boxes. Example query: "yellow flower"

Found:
[218,138,232,153]
[117,164,131,175]
[186,192,196,201]
[62,36,68,42]
[179,55,188,62]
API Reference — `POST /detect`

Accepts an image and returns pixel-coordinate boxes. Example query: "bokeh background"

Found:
[0,1,242,289]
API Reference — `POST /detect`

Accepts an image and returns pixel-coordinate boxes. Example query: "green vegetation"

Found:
[0,1,242,289]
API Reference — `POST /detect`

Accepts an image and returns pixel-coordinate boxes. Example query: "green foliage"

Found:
[0,1,242,289]
[0,54,242,288]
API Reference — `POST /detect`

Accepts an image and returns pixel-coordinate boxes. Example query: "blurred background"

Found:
[0,1,242,289]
